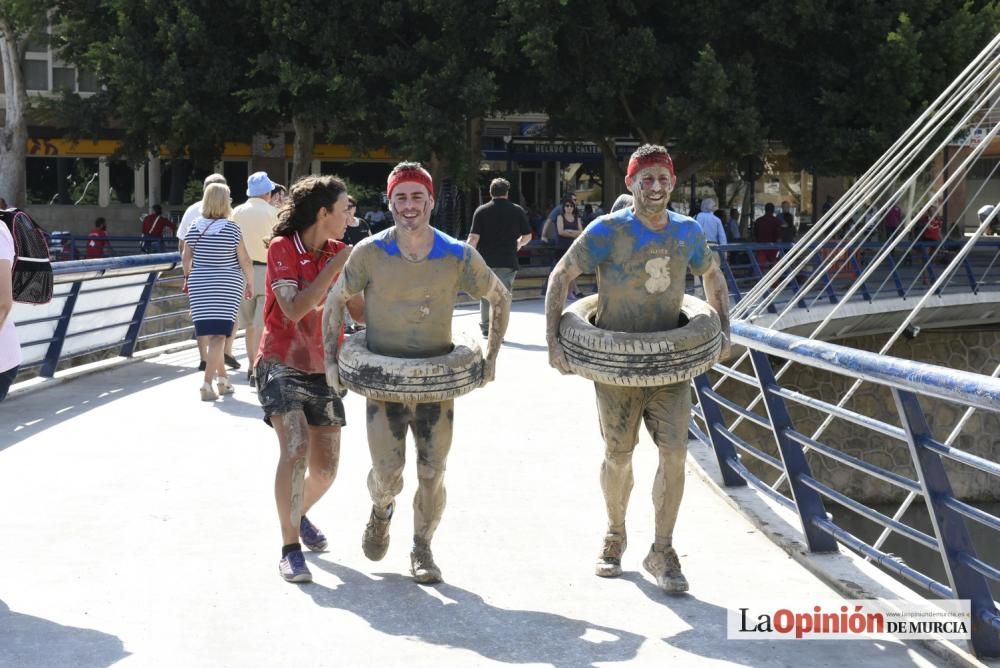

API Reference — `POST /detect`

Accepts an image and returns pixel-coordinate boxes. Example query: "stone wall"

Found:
[715,328,1000,503]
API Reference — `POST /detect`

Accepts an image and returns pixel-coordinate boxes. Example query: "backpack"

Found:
[1,208,54,304]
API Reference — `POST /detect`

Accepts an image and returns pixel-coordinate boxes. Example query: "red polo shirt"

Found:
[255,232,345,374]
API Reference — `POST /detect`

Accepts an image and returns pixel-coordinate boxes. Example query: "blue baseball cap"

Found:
[247,171,277,198]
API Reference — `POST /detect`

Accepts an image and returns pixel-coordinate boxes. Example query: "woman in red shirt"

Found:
[255,175,363,583]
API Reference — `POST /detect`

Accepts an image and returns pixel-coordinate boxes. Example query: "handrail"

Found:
[11,253,190,378]
[692,320,1000,657]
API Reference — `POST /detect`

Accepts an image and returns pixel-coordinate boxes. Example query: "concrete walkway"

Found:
[0,301,939,667]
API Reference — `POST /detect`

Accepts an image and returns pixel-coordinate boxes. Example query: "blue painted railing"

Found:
[11,253,189,377]
[47,233,179,260]
[691,322,1000,657]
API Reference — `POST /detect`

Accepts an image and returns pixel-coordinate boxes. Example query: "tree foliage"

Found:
[0,0,50,206]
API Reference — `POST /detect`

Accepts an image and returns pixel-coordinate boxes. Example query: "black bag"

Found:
[2,207,54,304]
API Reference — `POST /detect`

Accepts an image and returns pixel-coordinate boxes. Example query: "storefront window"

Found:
[108,160,137,205]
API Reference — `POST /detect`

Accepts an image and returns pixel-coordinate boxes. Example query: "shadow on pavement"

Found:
[0,361,191,453]
[306,560,645,668]
[0,600,129,668]
[619,573,926,666]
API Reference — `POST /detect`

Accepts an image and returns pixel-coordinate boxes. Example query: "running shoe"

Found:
[278,550,312,583]
[300,515,328,552]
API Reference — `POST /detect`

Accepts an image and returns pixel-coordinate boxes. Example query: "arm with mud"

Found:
[322,273,355,393]
[544,254,583,374]
[481,272,511,386]
[701,260,732,360]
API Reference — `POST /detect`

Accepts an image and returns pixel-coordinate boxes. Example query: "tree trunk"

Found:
[291,116,316,182]
[598,137,625,210]
[0,28,28,207]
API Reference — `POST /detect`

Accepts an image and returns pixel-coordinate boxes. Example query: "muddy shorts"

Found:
[594,381,691,452]
[255,359,346,428]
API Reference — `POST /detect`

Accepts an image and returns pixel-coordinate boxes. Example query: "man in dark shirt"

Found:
[753,203,781,270]
[467,178,532,336]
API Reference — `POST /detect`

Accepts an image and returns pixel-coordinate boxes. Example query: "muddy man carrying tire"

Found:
[323,162,512,584]
[545,144,732,594]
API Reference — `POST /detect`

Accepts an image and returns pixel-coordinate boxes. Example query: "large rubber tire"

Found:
[558,294,722,386]
[338,330,484,403]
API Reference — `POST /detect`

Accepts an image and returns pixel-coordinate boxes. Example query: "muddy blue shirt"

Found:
[342,227,493,357]
[565,208,713,333]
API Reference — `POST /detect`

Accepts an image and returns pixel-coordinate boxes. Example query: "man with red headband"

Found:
[545,144,731,594]
[323,161,511,584]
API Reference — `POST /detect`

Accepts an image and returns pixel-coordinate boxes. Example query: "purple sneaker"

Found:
[299,516,328,552]
[278,550,312,583]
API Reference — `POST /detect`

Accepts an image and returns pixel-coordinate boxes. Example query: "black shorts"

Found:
[255,360,346,428]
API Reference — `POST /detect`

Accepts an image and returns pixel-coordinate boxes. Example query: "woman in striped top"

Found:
[182,183,253,401]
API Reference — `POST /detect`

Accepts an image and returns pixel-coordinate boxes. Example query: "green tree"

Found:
[53,0,263,185]
[0,0,49,207]
[240,0,385,182]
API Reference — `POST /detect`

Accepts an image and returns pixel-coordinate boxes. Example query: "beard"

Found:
[631,185,669,217]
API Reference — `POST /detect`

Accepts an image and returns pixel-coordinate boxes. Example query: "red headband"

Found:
[626,152,675,180]
[387,168,434,199]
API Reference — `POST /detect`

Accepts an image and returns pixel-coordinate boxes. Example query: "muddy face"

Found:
[627,165,674,219]
[390,182,435,233]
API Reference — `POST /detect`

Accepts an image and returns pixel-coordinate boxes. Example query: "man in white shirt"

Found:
[177,173,240,372]
[0,219,21,401]
[232,171,279,382]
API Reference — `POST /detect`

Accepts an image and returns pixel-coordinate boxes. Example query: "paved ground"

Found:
[0,301,940,667]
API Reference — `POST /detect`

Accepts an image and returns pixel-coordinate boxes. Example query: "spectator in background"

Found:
[695,198,727,246]
[0,214,20,402]
[342,196,371,246]
[365,203,390,234]
[979,205,998,236]
[821,195,835,217]
[178,174,240,372]
[779,201,796,243]
[271,183,288,208]
[582,203,596,227]
[182,183,253,402]
[340,195,371,334]
[726,207,741,241]
[695,199,727,292]
[0,198,8,209]
[547,191,577,228]
[232,171,280,385]
[467,177,532,337]
[753,203,782,270]
[554,197,584,298]
[883,202,903,241]
[86,217,111,259]
[140,204,176,253]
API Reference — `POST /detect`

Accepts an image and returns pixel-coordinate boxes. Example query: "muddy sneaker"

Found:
[300,515,328,552]
[643,544,688,593]
[595,532,627,577]
[278,550,312,583]
[362,503,393,561]
[410,540,442,584]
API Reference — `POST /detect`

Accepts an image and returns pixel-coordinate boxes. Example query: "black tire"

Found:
[558,294,722,386]
[339,331,484,403]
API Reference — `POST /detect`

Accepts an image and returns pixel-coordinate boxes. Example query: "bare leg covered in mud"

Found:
[272,410,342,546]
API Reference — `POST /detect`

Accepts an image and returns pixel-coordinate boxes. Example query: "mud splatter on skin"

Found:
[413,402,442,443]
[290,457,307,528]
[383,401,409,441]
[339,228,494,358]
[366,402,380,422]
[446,409,454,422]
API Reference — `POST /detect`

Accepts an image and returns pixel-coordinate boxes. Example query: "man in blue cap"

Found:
[233,171,280,383]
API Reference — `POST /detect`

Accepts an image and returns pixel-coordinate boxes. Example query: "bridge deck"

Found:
[0,302,939,667]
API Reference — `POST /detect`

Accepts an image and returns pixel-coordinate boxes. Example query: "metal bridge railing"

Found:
[47,233,179,260]
[12,253,190,378]
[691,321,1000,657]
[718,238,1000,313]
